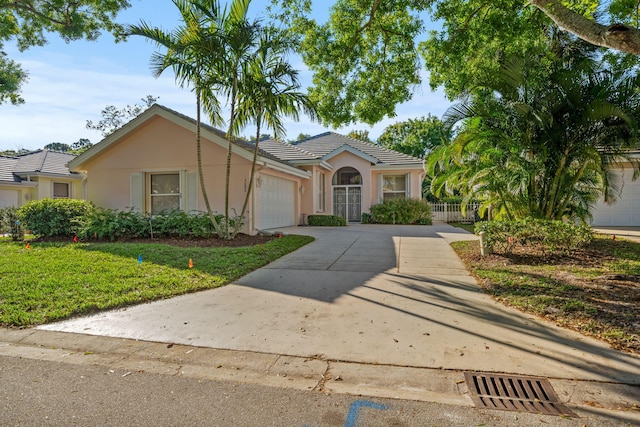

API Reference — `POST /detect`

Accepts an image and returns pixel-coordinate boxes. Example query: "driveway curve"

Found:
[39,224,640,386]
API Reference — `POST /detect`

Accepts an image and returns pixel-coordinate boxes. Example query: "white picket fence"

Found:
[429,203,480,223]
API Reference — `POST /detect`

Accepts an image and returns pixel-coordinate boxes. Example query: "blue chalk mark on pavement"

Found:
[344,400,388,427]
[303,399,388,427]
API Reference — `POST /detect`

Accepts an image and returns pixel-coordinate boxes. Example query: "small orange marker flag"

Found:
[188,258,194,268]
[25,243,31,250]
[73,235,78,243]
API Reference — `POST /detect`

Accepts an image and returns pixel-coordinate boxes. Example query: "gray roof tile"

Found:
[0,156,19,182]
[13,150,78,176]
[292,132,424,166]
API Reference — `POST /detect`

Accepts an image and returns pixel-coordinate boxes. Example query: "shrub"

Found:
[308,215,347,226]
[361,212,373,224]
[18,198,94,237]
[369,198,432,225]
[78,208,223,241]
[0,206,24,241]
[474,218,593,255]
[77,208,150,241]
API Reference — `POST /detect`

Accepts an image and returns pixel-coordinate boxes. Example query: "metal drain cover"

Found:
[464,372,577,417]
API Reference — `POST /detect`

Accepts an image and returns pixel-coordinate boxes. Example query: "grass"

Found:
[447,222,476,233]
[451,235,640,353]
[0,235,313,327]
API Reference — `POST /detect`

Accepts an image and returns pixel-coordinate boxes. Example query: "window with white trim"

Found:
[53,182,69,199]
[382,175,407,201]
[317,171,326,212]
[149,173,180,214]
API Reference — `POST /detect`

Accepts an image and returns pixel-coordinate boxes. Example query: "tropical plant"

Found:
[126,0,227,237]
[233,26,316,238]
[427,42,640,222]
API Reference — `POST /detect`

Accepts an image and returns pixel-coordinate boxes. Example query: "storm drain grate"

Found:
[464,372,577,417]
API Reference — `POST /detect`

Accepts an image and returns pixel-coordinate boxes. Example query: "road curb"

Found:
[1,328,638,424]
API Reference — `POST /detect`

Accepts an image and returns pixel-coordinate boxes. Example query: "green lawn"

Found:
[0,235,313,327]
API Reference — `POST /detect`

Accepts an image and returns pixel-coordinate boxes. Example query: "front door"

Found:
[333,185,362,222]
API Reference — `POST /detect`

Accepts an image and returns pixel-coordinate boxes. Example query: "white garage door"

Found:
[591,169,640,226]
[258,175,295,230]
[0,190,19,209]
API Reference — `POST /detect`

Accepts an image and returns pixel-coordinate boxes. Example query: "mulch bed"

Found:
[455,238,640,354]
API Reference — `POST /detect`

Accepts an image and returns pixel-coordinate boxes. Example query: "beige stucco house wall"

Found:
[69,105,310,234]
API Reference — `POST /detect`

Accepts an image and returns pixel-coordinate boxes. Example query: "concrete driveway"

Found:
[39,224,640,386]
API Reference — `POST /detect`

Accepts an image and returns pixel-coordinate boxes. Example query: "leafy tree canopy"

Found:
[0,0,131,105]
[347,129,372,143]
[377,114,449,159]
[271,0,640,125]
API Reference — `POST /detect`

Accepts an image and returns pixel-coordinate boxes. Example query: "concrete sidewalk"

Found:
[4,223,639,422]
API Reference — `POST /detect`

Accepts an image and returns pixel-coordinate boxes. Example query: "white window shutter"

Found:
[378,174,383,203]
[184,171,198,212]
[130,172,145,212]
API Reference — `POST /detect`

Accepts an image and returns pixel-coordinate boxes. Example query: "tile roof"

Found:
[12,150,78,176]
[291,132,424,166]
[0,156,19,182]
[255,138,320,161]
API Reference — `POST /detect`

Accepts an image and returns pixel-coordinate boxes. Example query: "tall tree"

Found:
[126,0,226,237]
[86,96,158,137]
[234,26,316,237]
[1,0,131,105]
[377,115,449,159]
[271,0,640,125]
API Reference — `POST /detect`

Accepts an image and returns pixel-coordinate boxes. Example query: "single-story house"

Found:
[67,104,426,233]
[590,152,640,227]
[0,150,84,209]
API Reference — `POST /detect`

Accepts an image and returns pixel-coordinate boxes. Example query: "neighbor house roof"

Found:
[0,151,80,187]
[0,156,20,183]
[291,132,424,167]
[12,150,79,177]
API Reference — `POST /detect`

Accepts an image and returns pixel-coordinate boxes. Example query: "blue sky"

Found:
[0,0,450,152]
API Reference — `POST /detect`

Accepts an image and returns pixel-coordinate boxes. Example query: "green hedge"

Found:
[308,215,347,226]
[18,198,94,237]
[369,198,432,225]
[474,219,593,255]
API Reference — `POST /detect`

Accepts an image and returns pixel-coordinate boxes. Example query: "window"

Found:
[382,175,407,201]
[53,182,69,199]
[150,173,180,214]
[317,172,326,212]
[333,167,361,185]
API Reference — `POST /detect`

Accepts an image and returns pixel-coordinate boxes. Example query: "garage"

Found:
[258,175,296,230]
[591,168,640,226]
[0,189,19,209]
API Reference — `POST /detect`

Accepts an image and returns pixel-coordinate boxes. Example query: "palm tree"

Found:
[231,27,317,237]
[428,47,640,222]
[125,0,225,236]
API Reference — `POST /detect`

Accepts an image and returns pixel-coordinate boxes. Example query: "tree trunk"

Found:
[530,0,640,55]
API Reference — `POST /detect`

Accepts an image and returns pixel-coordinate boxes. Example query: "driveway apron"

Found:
[39,224,640,385]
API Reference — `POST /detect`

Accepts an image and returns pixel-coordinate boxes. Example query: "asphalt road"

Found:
[0,355,632,427]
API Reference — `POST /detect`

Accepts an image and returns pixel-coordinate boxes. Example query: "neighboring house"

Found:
[0,150,84,209]
[68,104,425,233]
[590,151,640,227]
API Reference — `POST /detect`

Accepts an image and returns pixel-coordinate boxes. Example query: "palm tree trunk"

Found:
[195,92,222,236]
[235,110,262,238]
[224,68,239,240]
